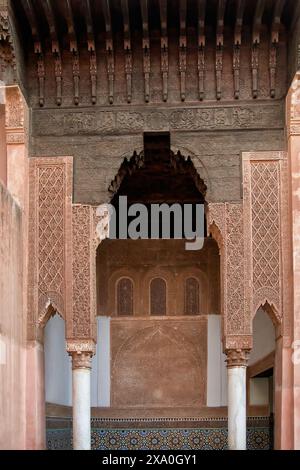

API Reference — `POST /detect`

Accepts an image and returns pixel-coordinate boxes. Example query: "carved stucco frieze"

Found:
[32,102,284,137]
[27,157,73,341]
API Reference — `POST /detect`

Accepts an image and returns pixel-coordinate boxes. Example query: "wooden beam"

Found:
[216,0,226,100]
[101,0,114,104]
[63,0,80,104]
[41,0,59,53]
[41,0,62,105]
[253,0,265,44]
[159,0,168,102]
[121,0,132,103]
[85,0,95,51]
[197,0,206,100]
[234,0,245,46]
[85,0,97,104]
[140,0,150,102]
[63,0,77,52]
[21,0,45,106]
[233,0,245,99]
[252,0,266,98]
[21,0,41,52]
[271,0,285,44]
[269,0,285,98]
[179,0,187,101]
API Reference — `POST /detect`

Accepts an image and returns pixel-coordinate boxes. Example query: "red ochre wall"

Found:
[0,182,26,449]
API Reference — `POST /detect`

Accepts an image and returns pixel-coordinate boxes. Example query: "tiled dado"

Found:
[46,417,272,451]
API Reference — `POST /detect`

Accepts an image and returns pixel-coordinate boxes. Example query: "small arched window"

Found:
[185,277,199,315]
[117,278,133,316]
[150,278,167,316]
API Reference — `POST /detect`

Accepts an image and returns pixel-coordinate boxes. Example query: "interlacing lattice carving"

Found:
[38,166,65,314]
[251,161,281,316]
[28,157,72,340]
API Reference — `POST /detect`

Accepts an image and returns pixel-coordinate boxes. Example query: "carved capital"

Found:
[225,348,250,368]
[69,351,92,369]
[67,339,95,369]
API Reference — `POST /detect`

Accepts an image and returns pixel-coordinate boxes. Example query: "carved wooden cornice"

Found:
[7,0,292,105]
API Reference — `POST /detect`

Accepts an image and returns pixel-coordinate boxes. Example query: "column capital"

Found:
[225,348,250,368]
[66,339,96,369]
[70,351,93,370]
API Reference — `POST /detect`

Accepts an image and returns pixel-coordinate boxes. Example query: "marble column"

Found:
[226,349,249,450]
[70,351,93,450]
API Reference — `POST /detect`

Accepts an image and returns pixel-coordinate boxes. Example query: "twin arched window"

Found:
[116,276,200,316]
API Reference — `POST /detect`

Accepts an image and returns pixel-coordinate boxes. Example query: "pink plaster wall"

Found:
[0,104,7,185]
[0,182,26,449]
[288,135,300,449]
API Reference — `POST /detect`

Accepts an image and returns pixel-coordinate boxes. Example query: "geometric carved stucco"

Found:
[243,151,286,328]
[70,204,96,341]
[27,157,73,341]
[207,202,252,352]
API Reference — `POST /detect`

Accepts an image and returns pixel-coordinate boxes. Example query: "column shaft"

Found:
[226,348,249,450]
[73,367,91,450]
[70,351,92,450]
[228,366,247,450]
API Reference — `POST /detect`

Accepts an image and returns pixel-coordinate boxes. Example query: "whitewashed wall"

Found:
[249,308,276,406]
[91,317,110,407]
[207,315,227,406]
[45,316,110,407]
[249,308,275,366]
[44,315,72,406]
